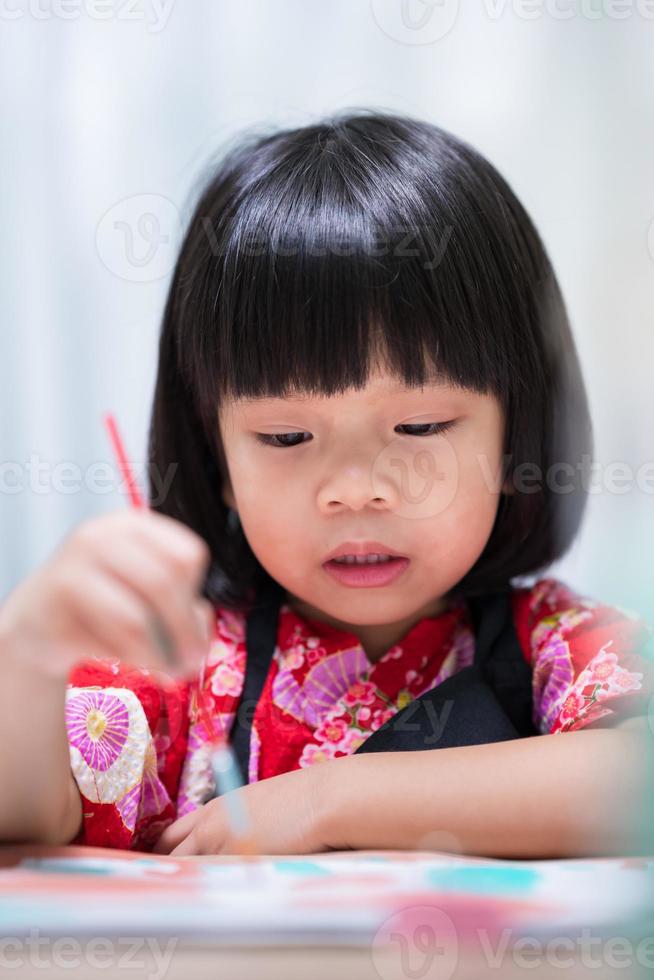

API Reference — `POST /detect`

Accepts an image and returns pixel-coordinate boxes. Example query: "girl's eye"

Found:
[396,421,457,437]
[255,420,456,449]
[255,432,309,448]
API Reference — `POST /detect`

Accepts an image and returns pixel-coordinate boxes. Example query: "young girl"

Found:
[1,111,652,859]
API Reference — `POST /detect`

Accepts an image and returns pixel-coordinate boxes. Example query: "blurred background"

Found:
[1,0,653,624]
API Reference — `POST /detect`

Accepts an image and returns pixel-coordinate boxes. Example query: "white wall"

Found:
[1,0,653,622]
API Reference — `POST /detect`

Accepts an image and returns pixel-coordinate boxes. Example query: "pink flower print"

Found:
[343,680,377,708]
[405,669,424,689]
[283,646,305,670]
[206,633,244,672]
[371,707,395,731]
[305,646,325,665]
[206,616,246,683]
[299,742,337,767]
[559,690,586,723]
[590,655,617,682]
[287,633,323,667]
[615,670,642,690]
[338,728,367,753]
[315,717,349,744]
[210,662,243,699]
[585,646,643,695]
[66,691,129,771]
[209,608,245,656]
[355,706,374,731]
[578,645,643,699]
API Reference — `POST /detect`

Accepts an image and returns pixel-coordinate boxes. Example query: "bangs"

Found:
[172,113,538,447]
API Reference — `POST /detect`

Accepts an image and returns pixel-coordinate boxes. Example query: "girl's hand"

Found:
[152,763,339,856]
[0,508,215,684]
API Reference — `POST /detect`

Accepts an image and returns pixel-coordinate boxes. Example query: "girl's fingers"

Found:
[169,832,200,857]
[52,564,191,680]
[152,809,200,853]
[124,510,211,597]
[90,537,210,672]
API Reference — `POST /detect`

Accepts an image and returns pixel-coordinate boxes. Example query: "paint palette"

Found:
[0,846,651,946]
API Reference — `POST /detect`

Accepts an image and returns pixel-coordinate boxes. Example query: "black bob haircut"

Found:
[148,109,593,612]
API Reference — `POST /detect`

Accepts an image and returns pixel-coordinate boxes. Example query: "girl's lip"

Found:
[323,541,408,562]
[322,557,410,588]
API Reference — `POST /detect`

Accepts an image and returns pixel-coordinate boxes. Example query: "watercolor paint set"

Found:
[0,845,651,947]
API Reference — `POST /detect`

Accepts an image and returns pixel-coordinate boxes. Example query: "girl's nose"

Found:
[316,461,399,513]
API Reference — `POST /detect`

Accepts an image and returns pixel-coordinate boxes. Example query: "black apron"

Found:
[227,577,540,786]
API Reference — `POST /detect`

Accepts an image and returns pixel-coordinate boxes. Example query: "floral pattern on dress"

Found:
[553,642,645,732]
[272,644,371,726]
[530,608,593,734]
[66,690,130,771]
[266,602,473,778]
[65,685,173,842]
[514,577,654,733]
[176,724,216,817]
[64,577,654,850]
[176,607,247,815]
[66,687,151,807]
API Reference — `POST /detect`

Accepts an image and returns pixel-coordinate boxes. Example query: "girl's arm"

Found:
[0,627,79,844]
[317,716,652,859]
[0,509,212,847]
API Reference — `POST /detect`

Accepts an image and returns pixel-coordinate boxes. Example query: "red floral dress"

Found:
[65,577,654,850]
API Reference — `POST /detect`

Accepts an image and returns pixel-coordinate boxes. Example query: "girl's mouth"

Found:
[322,557,410,588]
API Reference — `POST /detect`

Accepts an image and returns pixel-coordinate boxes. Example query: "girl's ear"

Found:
[502,477,515,495]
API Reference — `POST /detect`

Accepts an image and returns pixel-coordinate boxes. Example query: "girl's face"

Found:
[217,361,510,658]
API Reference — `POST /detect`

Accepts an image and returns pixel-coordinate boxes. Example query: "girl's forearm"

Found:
[318,721,651,859]
[0,626,78,844]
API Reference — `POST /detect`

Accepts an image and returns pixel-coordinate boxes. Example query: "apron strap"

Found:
[467,587,537,737]
[228,576,286,784]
